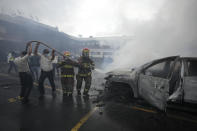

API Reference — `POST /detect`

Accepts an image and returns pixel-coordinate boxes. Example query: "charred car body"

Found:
[105,56,197,111]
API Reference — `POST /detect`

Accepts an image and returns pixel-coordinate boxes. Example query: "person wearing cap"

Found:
[14,42,33,104]
[76,48,95,96]
[57,51,78,97]
[34,42,56,99]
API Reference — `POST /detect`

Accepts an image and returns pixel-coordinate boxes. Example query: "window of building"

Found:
[91,52,101,55]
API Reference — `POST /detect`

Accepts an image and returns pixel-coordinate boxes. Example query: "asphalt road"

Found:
[0,72,197,131]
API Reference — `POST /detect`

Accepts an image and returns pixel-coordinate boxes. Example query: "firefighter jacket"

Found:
[78,56,94,77]
[58,58,78,78]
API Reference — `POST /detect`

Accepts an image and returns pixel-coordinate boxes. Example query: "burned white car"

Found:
[105,56,197,111]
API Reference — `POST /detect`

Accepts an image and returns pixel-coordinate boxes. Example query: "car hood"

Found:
[106,68,133,76]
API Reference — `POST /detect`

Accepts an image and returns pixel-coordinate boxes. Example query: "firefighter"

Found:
[58,51,78,96]
[76,48,95,96]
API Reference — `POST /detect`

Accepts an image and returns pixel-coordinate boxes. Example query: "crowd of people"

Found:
[8,42,95,104]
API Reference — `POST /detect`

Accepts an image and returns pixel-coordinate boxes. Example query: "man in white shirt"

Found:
[34,42,56,99]
[14,43,33,104]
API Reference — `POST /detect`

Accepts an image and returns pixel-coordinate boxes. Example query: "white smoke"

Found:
[0,0,165,37]
[107,0,197,71]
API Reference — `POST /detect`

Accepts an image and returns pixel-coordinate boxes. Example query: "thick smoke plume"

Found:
[107,0,197,71]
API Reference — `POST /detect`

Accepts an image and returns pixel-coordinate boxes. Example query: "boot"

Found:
[83,92,89,97]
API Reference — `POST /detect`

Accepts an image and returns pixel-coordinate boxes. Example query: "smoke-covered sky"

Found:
[1,0,197,70]
[0,0,165,37]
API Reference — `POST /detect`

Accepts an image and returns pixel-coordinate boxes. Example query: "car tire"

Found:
[104,82,134,103]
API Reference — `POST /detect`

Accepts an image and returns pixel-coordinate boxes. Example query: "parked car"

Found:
[105,56,197,111]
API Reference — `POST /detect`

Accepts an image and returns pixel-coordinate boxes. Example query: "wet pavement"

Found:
[0,72,197,131]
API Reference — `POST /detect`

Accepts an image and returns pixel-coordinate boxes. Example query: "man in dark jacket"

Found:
[29,54,40,82]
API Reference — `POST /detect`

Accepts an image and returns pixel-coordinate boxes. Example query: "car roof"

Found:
[181,57,197,60]
[152,56,179,62]
[140,56,197,69]
[154,56,197,61]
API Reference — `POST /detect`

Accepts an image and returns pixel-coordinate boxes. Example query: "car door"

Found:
[183,58,197,104]
[138,57,178,110]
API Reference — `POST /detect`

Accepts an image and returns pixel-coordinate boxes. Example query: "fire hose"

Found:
[27,41,103,73]
[27,40,65,57]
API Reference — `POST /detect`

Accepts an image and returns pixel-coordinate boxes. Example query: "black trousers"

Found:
[76,75,92,94]
[39,70,56,95]
[61,77,74,94]
[19,72,33,100]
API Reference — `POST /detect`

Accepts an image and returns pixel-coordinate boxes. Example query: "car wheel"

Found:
[104,81,134,103]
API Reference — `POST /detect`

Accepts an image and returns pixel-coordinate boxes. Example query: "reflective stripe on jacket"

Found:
[64,65,73,69]
[82,63,91,68]
[79,72,91,77]
[61,74,74,78]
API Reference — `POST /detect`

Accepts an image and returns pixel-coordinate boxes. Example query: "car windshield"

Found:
[137,61,153,71]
